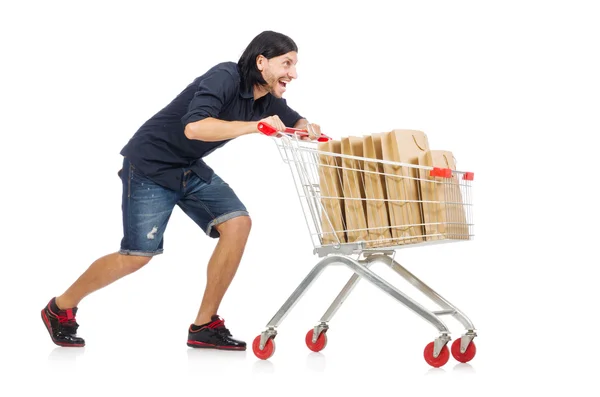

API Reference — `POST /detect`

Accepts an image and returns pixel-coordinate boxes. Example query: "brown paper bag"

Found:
[341,136,369,243]
[418,150,469,240]
[380,129,430,244]
[362,134,392,247]
[318,140,346,245]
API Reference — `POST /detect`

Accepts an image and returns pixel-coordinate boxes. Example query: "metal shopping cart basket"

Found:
[252,123,476,368]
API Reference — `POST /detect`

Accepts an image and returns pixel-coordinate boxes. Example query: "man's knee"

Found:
[215,215,252,238]
[117,253,152,272]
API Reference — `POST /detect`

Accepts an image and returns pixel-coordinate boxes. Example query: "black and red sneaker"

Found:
[41,298,85,347]
[187,315,246,350]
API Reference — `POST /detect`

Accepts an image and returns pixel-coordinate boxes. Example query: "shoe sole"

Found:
[187,340,246,350]
[41,309,85,347]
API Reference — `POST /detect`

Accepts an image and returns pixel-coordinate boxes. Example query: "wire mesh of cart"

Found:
[252,122,476,368]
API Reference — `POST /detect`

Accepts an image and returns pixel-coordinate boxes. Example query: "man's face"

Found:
[257,51,298,98]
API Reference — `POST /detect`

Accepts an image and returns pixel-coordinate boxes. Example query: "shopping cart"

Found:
[253,123,476,368]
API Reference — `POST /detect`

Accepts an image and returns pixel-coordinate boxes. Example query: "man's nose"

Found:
[288,65,298,79]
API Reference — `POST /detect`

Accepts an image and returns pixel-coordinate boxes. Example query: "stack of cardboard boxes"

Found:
[317,129,470,248]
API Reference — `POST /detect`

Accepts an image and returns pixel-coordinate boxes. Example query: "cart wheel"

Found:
[423,341,450,368]
[305,329,328,352]
[252,335,276,360]
[451,338,476,363]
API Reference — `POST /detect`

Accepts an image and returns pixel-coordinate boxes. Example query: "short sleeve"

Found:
[181,67,238,126]
[268,97,304,127]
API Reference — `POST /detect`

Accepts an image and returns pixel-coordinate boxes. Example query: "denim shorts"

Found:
[118,157,249,257]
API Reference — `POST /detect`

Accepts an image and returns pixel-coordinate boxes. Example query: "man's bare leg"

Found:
[193,216,252,325]
[55,253,152,309]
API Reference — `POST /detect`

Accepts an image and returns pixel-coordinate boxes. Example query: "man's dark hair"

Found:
[237,31,298,93]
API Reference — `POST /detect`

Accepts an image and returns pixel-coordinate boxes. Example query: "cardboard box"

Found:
[362,134,393,247]
[418,150,469,240]
[341,136,369,243]
[380,129,430,244]
[317,140,347,245]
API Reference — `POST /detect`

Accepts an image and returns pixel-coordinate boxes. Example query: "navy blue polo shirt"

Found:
[120,62,303,191]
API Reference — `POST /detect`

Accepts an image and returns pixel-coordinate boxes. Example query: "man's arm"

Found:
[184,118,257,142]
[182,65,262,142]
[185,115,289,142]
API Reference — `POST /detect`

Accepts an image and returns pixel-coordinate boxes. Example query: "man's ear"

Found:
[256,54,266,71]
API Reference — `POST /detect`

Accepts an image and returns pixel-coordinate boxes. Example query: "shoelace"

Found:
[208,318,232,337]
[56,309,79,333]
[216,327,232,337]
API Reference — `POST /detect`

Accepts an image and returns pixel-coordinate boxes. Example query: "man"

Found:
[41,30,321,351]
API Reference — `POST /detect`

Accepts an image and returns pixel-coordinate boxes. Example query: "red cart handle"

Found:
[257,122,331,142]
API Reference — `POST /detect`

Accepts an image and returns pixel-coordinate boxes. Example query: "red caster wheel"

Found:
[451,338,476,363]
[252,335,276,360]
[423,341,450,368]
[305,329,328,352]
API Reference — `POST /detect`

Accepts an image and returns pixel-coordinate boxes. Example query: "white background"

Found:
[1,0,598,395]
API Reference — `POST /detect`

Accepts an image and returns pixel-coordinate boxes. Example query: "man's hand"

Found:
[258,115,286,132]
[259,117,323,141]
[305,123,322,141]
[294,119,322,141]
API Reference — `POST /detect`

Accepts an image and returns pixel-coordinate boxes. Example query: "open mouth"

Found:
[278,80,288,90]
